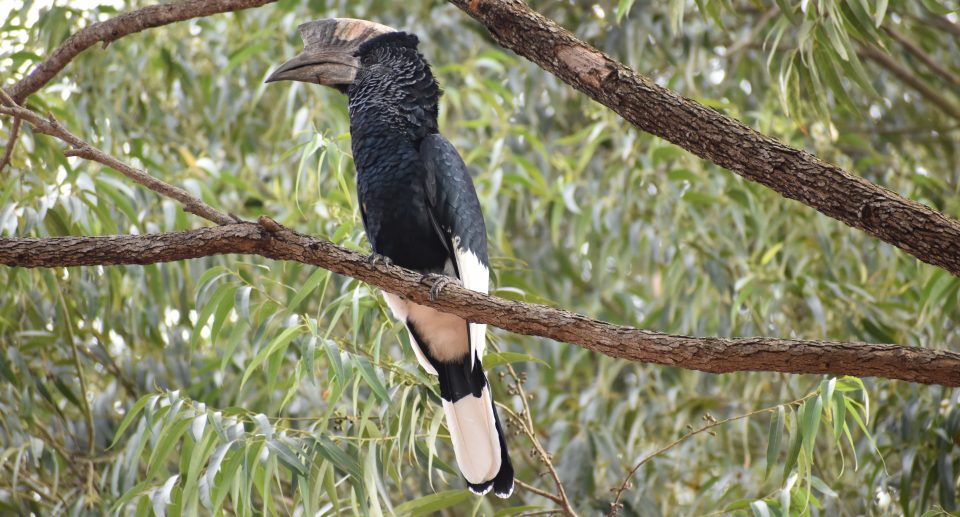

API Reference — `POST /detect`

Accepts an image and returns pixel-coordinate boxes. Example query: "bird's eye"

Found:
[361,54,376,66]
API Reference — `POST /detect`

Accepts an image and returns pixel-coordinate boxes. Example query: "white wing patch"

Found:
[452,237,489,369]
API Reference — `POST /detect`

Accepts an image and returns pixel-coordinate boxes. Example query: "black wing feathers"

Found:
[419,134,489,266]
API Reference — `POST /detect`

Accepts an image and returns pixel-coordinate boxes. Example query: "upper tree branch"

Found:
[4,0,278,104]
[447,0,960,277]
[2,220,958,388]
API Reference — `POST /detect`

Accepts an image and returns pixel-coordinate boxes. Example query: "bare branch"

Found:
[2,219,959,387]
[858,43,960,121]
[607,393,817,515]
[920,15,960,38]
[882,25,960,87]
[446,0,960,277]
[4,0,278,104]
[0,101,236,226]
[0,116,21,173]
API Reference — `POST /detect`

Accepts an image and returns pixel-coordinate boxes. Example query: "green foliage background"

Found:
[1,0,959,515]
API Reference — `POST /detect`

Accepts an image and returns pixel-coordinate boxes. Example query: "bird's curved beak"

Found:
[265,18,395,87]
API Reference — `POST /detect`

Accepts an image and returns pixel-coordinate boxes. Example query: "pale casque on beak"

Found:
[265,18,396,87]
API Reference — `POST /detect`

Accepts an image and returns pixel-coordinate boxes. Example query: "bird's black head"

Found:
[266,18,394,89]
[348,31,440,134]
[267,19,440,136]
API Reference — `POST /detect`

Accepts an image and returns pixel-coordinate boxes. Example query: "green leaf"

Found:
[616,0,636,23]
[782,407,803,484]
[394,489,473,517]
[267,438,307,476]
[775,0,798,24]
[240,324,304,389]
[750,500,772,517]
[314,436,366,502]
[811,475,838,498]
[766,405,785,478]
[211,447,245,512]
[223,40,271,75]
[760,243,784,266]
[920,0,955,15]
[191,283,235,348]
[110,394,155,449]
[873,0,888,26]
[356,357,391,403]
[801,395,824,459]
[289,268,329,310]
[146,417,192,481]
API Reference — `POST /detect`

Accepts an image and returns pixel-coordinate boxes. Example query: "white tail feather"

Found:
[441,385,501,484]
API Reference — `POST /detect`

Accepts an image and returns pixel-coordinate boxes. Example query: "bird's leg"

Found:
[367,252,393,268]
[420,273,462,302]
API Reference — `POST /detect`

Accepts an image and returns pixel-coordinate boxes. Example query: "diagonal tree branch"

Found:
[446,0,960,277]
[0,96,236,226]
[3,0,278,104]
[2,219,959,388]
[1,0,958,387]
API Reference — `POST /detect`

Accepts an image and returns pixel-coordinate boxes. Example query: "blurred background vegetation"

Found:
[1,0,959,514]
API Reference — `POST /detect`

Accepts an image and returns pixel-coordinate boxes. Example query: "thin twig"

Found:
[918,14,960,37]
[607,392,817,515]
[0,116,21,172]
[882,25,960,86]
[1,460,69,507]
[54,282,100,505]
[840,123,960,136]
[0,100,236,226]
[515,479,565,505]
[858,43,960,121]
[84,331,140,400]
[502,361,577,516]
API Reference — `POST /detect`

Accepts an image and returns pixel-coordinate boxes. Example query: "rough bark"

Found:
[3,219,959,388]
[448,0,960,276]
[4,0,278,104]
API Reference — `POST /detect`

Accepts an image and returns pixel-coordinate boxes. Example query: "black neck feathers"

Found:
[348,31,440,141]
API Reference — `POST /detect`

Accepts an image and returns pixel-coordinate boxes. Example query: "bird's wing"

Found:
[420,133,489,368]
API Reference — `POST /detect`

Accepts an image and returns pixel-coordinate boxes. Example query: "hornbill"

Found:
[266,19,514,497]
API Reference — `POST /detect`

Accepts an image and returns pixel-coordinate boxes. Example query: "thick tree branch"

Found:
[447,0,960,277]
[2,220,959,388]
[3,0,278,104]
[0,99,236,226]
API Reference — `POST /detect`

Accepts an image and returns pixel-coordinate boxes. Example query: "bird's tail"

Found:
[435,359,514,498]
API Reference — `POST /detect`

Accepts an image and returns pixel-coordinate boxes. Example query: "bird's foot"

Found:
[420,273,462,302]
[367,252,393,269]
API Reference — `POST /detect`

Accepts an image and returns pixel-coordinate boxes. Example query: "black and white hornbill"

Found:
[266,19,514,498]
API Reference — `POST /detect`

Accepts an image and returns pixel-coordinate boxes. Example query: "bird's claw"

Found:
[421,273,461,302]
[368,253,393,268]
